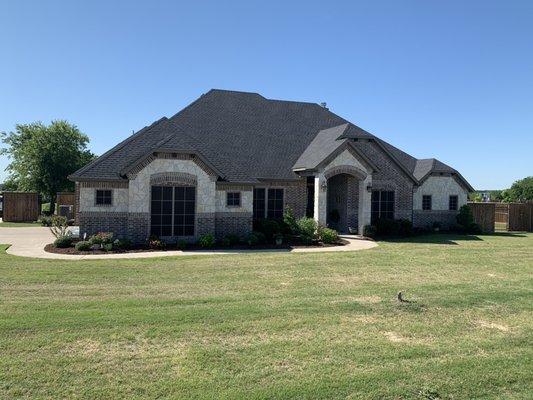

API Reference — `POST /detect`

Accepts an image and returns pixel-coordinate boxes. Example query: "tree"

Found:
[1,120,95,213]
[501,177,533,203]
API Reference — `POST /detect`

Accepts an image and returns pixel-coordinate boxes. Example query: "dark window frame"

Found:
[226,192,241,207]
[95,189,112,206]
[449,195,458,211]
[253,187,284,220]
[422,195,432,211]
[371,190,395,224]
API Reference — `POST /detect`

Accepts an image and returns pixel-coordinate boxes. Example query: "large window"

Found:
[253,188,284,219]
[267,188,284,219]
[449,195,458,211]
[95,189,112,206]
[422,195,432,211]
[371,190,394,224]
[151,186,195,237]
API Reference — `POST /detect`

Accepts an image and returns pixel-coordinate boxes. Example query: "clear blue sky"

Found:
[1,0,532,190]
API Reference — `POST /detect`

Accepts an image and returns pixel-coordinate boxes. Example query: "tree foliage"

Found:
[1,120,95,211]
[501,176,533,202]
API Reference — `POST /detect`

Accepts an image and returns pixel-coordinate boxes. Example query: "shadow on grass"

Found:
[378,233,483,245]
[487,231,528,237]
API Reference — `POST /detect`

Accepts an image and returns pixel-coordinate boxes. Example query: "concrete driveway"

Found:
[0,226,377,260]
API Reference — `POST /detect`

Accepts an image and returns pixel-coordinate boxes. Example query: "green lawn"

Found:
[0,221,39,227]
[1,233,532,399]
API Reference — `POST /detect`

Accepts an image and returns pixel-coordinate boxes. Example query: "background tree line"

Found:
[469,176,533,203]
[1,121,95,214]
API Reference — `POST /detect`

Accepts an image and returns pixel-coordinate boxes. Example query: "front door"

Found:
[150,185,196,238]
[327,175,348,232]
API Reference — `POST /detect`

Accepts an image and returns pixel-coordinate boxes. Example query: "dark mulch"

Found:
[44,239,348,255]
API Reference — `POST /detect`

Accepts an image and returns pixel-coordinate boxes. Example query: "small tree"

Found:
[504,177,533,202]
[1,121,95,213]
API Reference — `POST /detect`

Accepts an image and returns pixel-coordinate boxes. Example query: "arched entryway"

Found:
[326,173,360,233]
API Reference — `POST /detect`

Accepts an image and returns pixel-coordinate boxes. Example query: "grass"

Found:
[0,233,532,399]
[0,221,40,227]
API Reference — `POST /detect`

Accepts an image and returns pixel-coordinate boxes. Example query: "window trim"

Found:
[95,189,113,206]
[449,195,458,211]
[150,185,196,237]
[253,187,284,219]
[422,195,432,211]
[226,191,241,207]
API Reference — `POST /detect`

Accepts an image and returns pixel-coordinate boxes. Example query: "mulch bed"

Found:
[44,239,348,255]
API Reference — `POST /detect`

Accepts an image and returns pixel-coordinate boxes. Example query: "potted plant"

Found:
[274,233,283,246]
[432,221,442,232]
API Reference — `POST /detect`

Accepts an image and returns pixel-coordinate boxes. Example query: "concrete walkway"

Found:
[0,226,377,260]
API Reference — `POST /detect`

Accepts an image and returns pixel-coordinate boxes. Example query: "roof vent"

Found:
[320,102,328,109]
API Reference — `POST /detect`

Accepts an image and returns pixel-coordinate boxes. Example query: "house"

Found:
[69,89,474,243]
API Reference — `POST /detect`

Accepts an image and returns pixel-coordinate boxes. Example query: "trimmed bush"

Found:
[296,217,318,242]
[90,232,114,246]
[198,233,215,248]
[176,240,187,250]
[283,208,298,234]
[376,218,400,236]
[253,219,281,241]
[220,237,231,247]
[456,205,474,228]
[363,224,377,238]
[148,235,166,250]
[113,239,132,250]
[226,234,240,246]
[54,235,73,248]
[38,215,53,227]
[320,227,339,244]
[398,219,413,236]
[103,243,113,251]
[74,240,91,251]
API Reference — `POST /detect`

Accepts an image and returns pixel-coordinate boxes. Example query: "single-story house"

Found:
[69,89,474,243]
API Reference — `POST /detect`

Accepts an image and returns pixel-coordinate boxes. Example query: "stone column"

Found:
[313,174,327,225]
[358,174,372,234]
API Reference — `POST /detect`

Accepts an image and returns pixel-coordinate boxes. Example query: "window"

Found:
[449,195,458,211]
[267,188,284,219]
[253,188,284,219]
[95,189,112,205]
[371,190,395,224]
[226,192,241,207]
[150,186,195,237]
[422,195,432,211]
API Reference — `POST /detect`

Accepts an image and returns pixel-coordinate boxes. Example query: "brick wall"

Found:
[215,212,253,239]
[78,211,129,240]
[413,210,458,229]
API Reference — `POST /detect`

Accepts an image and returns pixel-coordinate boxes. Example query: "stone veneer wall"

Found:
[351,140,415,221]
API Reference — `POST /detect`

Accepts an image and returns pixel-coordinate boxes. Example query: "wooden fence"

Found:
[468,202,533,233]
[56,192,76,220]
[2,192,40,222]
[468,202,495,233]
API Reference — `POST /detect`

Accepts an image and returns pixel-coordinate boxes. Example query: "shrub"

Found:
[54,235,73,248]
[282,208,298,234]
[376,218,400,236]
[49,216,70,238]
[176,240,187,250]
[274,233,284,244]
[90,232,114,246]
[226,234,241,246]
[220,237,231,247]
[253,219,281,241]
[113,238,132,250]
[103,243,113,251]
[38,215,53,227]
[198,233,215,248]
[247,232,259,246]
[320,227,339,244]
[148,235,166,250]
[398,219,414,236]
[363,224,377,238]
[456,205,474,228]
[296,217,318,242]
[74,240,91,251]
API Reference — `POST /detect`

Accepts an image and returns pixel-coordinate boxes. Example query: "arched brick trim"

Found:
[149,172,197,186]
[324,165,367,180]
[126,153,217,179]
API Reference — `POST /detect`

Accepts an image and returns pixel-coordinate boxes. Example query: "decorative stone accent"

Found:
[150,172,197,186]
[324,165,367,180]
[215,212,253,239]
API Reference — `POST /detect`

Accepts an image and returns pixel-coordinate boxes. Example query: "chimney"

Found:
[320,102,328,110]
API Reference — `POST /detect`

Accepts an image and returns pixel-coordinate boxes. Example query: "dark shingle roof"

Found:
[70,89,472,190]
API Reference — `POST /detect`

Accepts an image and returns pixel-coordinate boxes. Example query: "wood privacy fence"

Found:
[468,202,533,232]
[2,192,40,222]
[56,192,76,220]
[468,202,495,233]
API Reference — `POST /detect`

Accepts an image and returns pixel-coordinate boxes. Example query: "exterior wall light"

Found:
[366,184,373,192]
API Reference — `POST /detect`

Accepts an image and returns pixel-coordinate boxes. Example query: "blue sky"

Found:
[1,0,532,190]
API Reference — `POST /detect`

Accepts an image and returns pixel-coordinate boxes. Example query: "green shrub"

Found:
[283,208,298,234]
[247,232,259,246]
[38,215,53,227]
[74,240,91,251]
[220,237,231,247]
[226,234,240,246]
[363,224,377,238]
[49,216,70,238]
[90,232,114,245]
[198,233,215,248]
[54,235,73,248]
[376,218,400,236]
[274,233,284,244]
[176,240,187,250]
[456,205,474,228]
[320,227,339,244]
[113,238,132,250]
[103,243,113,251]
[398,219,414,236]
[296,217,318,242]
[253,219,281,240]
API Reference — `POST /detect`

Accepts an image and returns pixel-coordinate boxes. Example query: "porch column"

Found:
[313,174,327,225]
[358,174,372,234]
